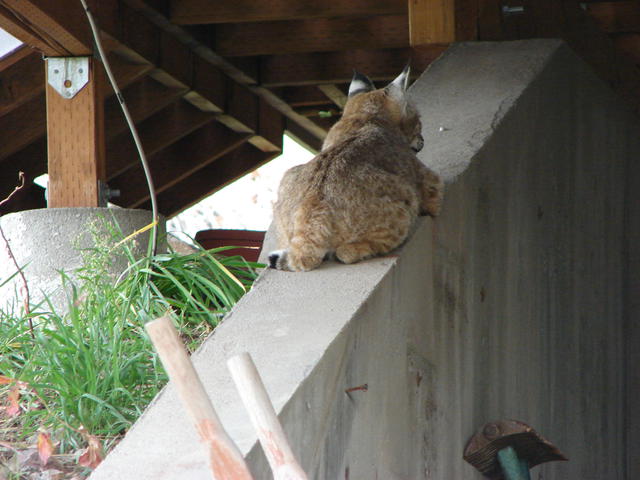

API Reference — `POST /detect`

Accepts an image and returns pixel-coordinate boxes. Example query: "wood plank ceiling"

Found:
[0,0,639,217]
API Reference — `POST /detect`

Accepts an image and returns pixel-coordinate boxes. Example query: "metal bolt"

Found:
[483,422,500,440]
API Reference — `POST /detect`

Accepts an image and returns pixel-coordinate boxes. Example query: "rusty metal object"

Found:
[463,420,568,479]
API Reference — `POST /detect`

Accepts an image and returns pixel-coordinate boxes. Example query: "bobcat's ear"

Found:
[385,64,410,102]
[348,70,376,98]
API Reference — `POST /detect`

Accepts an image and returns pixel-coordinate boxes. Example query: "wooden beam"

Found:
[105,50,155,92]
[113,121,251,208]
[561,2,640,104]
[317,85,348,109]
[296,106,341,118]
[408,0,477,45]
[308,116,338,132]
[285,120,323,153]
[527,0,568,38]
[112,4,285,149]
[214,15,409,57]
[260,45,447,86]
[107,99,214,179]
[46,56,105,207]
[257,98,285,151]
[0,6,58,56]
[220,82,259,132]
[120,5,163,66]
[116,1,325,144]
[189,54,227,111]
[517,2,640,116]
[148,143,280,217]
[0,48,42,117]
[171,0,406,24]
[0,0,113,56]
[275,86,339,108]
[614,33,640,64]
[0,95,45,162]
[586,1,640,33]
[105,77,187,141]
[477,0,504,40]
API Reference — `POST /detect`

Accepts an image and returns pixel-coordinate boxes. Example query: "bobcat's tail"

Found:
[268,249,288,270]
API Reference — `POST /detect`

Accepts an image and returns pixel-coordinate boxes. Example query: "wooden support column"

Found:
[0,0,111,208]
[408,0,478,45]
[45,57,106,207]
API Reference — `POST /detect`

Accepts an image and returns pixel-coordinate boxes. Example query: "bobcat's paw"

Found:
[424,180,444,217]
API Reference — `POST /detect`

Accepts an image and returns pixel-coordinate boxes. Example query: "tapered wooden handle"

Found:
[146,315,253,480]
[227,352,308,480]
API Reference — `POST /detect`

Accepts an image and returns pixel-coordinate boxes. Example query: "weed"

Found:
[0,220,261,473]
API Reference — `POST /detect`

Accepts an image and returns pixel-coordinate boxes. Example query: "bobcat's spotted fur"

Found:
[269,67,443,271]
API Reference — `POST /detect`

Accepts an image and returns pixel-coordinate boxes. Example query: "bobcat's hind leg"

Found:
[286,236,326,271]
[418,164,444,217]
[335,242,377,264]
[335,220,411,265]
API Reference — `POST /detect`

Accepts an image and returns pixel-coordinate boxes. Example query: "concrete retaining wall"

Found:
[91,40,639,479]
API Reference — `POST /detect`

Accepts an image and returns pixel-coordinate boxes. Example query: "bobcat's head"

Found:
[332,66,424,153]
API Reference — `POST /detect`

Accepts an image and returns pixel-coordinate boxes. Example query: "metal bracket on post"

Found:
[98,180,120,207]
[46,57,90,99]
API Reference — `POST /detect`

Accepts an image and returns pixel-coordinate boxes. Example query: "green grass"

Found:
[0,222,261,459]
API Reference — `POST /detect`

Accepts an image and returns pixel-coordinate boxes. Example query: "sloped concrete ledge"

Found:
[92,39,639,479]
[91,229,406,479]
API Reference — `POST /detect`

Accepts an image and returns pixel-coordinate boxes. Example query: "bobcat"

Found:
[269,66,443,272]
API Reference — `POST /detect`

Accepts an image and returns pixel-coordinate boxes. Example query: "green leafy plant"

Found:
[0,223,261,463]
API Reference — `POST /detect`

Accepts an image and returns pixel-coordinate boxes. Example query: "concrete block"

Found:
[0,207,163,313]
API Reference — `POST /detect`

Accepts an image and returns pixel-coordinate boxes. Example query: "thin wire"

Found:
[78,0,159,256]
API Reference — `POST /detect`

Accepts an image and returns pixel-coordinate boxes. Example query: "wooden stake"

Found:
[227,353,308,480]
[145,315,253,480]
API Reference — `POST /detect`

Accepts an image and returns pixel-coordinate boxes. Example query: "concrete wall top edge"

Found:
[413,39,564,183]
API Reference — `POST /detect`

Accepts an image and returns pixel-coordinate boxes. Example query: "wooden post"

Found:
[408,0,478,45]
[45,56,106,207]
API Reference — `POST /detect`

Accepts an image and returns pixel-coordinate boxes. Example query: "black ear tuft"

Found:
[348,70,376,98]
[268,252,280,269]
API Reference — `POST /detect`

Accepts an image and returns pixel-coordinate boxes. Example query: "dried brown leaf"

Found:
[6,385,20,417]
[37,432,54,467]
[77,429,103,470]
